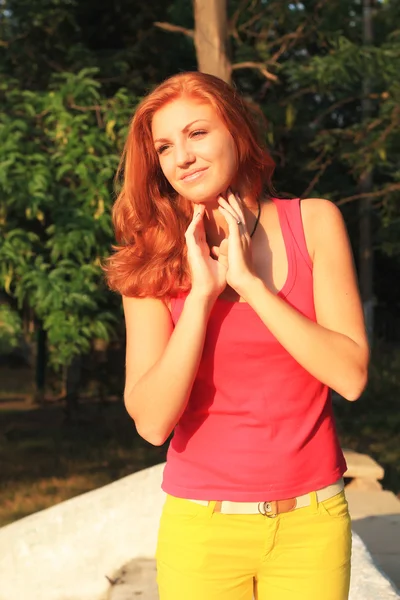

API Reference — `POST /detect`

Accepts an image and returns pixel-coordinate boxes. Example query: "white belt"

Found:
[187,478,344,516]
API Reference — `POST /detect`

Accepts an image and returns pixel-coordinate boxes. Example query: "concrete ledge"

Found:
[350,534,399,599]
[0,462,399,600]
[346,488,400,590]
[0,463,166,600]
[343,449,385,482]
[346,489,400,519]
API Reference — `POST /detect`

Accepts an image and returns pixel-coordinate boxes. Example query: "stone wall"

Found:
[0,463,398,600]
[0,464,165,600]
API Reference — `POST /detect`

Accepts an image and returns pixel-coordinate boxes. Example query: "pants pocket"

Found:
[161,494,205,521]
[318,490,350,519]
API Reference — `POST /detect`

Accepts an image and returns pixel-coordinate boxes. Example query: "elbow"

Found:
[136,423,169,446]
[342,367,368,402]
[128,412,170,446]
[148,435,169,447]
[136,424,170,446]
[343,389,362,402]
[124,396,170,446]
[124,391,171,446]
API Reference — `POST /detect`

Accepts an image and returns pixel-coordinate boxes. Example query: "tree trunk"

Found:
[359,0,374,344]
[33,324,46,404]
[193,0,231,83]
[64,355,83,422]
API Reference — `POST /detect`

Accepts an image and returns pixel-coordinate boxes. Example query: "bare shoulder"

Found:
[123,295,173,348]
[123,294,172,316]
[123,296,173,360]
[122,296,171,311]
[300,197,344,223]
[300,198,347,260]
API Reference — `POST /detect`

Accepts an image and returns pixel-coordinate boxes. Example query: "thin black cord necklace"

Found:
[249,199,261,238]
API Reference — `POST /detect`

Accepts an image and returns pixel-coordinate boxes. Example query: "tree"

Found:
[0,0,177,93]
[0,0,184,400]
[1,0,399,395]
[193,0,231,82]
[155,0,278,84]
[0,69,134,381]
[358,0,374,343]
[154,0,400,341]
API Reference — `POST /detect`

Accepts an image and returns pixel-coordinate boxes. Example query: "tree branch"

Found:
[68,102,102,112]
[311,95,361,127]
[0,32,29,48]
[229,0,252,43]
[362,109,399,151]
[154,21,194,38]
[337,184,400,206]
[269,23,307,64]
[231,61,278,82]
[301,157,332,198]
[280,86,316,104]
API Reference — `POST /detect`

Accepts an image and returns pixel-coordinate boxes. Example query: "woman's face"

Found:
[151,96,237,204]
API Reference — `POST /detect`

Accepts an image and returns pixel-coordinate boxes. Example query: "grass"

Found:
[0,342,399,527]
[0,399,167,527]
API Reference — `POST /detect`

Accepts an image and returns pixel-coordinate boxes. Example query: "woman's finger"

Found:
[194,209,207,242]
[227,189,246,224]
[212,240,229,268]
[185,204,205,240]
[217,196,245,231]
[218,205,243,239]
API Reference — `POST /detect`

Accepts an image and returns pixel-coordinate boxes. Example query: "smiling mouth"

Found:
[181,168,208,182]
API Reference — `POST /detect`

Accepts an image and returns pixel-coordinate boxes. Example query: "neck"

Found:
[204,199,229,248]
[203,193,260,248]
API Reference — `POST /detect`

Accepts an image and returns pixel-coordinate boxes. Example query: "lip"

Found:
[180,167,208,182]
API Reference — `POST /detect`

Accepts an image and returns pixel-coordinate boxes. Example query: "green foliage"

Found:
[0,303,23,354]
[0,0,180,372]
[0,0,177,93]
[1,0,400,372]
[226,0,400,274]
[0,69,134,367]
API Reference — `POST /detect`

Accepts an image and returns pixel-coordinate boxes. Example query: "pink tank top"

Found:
[162,198,347,501]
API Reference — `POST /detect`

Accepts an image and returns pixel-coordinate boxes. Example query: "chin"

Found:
[181,184,231,205]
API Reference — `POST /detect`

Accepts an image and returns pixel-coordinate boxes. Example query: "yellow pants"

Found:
[156,490,351,600]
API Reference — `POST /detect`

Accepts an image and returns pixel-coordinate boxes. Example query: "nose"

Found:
[175,141,195,168]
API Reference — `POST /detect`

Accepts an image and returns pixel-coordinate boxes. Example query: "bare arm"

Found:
[123,203,227,445]
[123,292,215,446]
[237,199,369,400]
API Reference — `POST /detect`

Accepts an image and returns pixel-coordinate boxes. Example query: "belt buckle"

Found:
[258,500,278,518]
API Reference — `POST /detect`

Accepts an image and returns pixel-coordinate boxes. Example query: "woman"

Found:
[106,72,369,600]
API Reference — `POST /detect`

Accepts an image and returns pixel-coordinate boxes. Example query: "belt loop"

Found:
[309,491,318,512]
[207,500,218,516]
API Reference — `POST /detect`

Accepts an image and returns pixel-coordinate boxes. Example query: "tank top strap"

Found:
[272,198,313,272]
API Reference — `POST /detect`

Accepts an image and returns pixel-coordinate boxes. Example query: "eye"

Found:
[190,130,207,139]
[156,144,169,155]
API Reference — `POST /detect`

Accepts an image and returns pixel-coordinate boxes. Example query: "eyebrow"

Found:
[154,119,210,144]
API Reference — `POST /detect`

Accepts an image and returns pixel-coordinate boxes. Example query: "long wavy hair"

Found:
[104,71,275,298]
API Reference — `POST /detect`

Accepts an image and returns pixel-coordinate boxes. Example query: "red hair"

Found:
[104,71,275,298]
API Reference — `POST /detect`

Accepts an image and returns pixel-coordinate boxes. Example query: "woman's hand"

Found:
[185,204,227,301]
[211,190,258,294]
